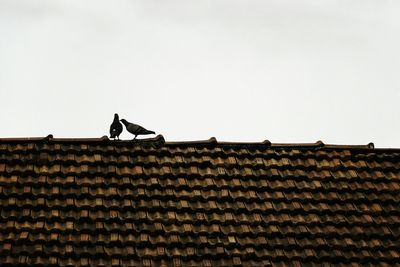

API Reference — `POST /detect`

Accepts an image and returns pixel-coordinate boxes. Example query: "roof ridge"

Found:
[0,135,393,151]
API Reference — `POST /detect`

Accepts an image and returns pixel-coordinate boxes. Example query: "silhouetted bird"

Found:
[110,113,123,140]
[120,119,155,140]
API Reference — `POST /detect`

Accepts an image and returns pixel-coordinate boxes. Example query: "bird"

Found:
[120,119,155,140]
[109,113,123,140]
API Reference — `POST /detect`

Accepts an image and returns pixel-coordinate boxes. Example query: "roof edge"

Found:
[0,135,399,151]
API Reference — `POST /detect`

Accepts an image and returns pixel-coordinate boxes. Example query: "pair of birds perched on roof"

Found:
[110,114,155,140]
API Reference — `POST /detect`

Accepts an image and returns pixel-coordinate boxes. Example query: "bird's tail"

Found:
[146,130,155,135]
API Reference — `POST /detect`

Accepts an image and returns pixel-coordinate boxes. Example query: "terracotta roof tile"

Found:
[0,136,399,265]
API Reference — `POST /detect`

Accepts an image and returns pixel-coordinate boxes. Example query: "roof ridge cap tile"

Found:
[0,136,50,142]
[271,141,325,149]
[166,137,218,145]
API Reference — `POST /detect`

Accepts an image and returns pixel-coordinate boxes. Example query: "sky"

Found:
[0,0,399,147]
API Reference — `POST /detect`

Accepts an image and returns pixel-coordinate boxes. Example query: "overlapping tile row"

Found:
[0,137,400,266]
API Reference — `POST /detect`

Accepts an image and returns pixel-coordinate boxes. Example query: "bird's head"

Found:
[120,119,128,125]
[114,113,119,119]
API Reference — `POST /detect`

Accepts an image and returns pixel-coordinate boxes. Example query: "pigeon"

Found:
[110,113,123,140]
[120,119,155,140]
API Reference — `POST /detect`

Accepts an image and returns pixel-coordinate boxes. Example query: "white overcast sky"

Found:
[1,0,399,147]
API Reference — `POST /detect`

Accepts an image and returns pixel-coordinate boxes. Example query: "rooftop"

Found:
[0,135,399,266]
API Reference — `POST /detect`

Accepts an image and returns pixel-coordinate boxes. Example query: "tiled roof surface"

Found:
[0,135,399,266]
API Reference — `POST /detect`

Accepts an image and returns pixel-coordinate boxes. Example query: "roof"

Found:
[0,135,399,266]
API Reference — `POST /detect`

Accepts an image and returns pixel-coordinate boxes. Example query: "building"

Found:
[0,135,399,266]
